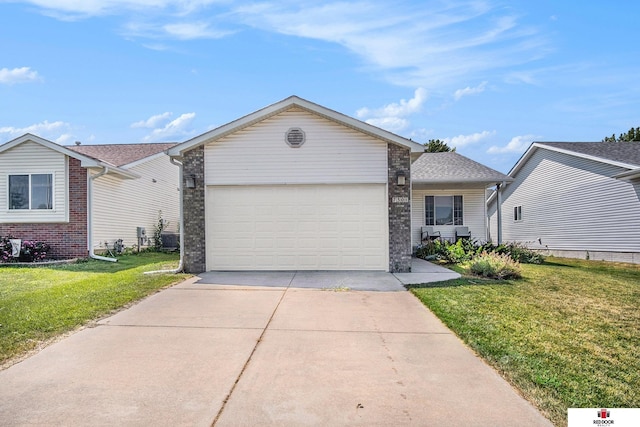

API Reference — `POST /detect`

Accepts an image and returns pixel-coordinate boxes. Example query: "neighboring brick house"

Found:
[0,134,179,259]
[167,96,510,274]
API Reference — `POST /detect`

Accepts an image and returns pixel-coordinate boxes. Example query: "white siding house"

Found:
[92,152,180,250]
[488,141,640,263]
[0,134,179,259]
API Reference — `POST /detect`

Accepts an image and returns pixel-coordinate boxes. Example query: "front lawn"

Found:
[410,257,640,427]
[0,253,189,367]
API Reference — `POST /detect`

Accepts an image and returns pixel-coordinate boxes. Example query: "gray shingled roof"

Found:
[537,141,640,167]
[67,143,176,167]
[411,152,512,184]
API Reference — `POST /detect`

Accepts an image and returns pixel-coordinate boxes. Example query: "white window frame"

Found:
[7,173,54,211]
[514,205,522,222]
[425,195,464,226]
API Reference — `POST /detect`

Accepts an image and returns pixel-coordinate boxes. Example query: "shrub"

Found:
[463,252,522,279]
[0,236,15,263]
[19,240,51,262]
[0,236,51,263]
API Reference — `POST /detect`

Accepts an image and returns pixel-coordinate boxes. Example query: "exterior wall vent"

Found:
[285,127,306,148]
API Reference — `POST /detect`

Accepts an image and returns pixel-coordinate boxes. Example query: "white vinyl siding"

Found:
[206,184,388,271]
[92,155,179,250]
[205,108,387,185]
[488,149,640,252]
[412,188,487,247]
[0,141,68,223]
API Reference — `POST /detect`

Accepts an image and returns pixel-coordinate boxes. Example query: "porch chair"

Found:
[455,227,471,241]
[421,226,441,242]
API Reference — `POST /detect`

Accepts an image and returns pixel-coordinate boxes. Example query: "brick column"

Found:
[182,146,206,273]
[388,144,411,272]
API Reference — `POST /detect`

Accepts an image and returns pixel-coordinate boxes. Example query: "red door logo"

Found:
[598,409,610,418]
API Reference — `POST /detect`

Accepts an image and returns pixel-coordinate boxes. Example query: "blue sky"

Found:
[1,1,639,172]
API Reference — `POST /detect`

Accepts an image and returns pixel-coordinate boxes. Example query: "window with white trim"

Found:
[425,195,463,226]
[514,205,522,222]
[8,173,53,210]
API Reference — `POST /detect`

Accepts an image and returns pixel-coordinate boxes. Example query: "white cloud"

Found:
[233,1,547,88]
[356,88,427,132]
[0,67,40,84]
[0,120,72,142]
[488,134,538,153]
[142,112,196,142]
[453,81,487,100]
[131,112,173,128]
[162,22,234,39]
[444,130,495,147]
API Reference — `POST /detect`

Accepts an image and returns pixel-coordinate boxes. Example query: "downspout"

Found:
[88,167,118,262]
[144,156,184,274]
[496,181,504,245]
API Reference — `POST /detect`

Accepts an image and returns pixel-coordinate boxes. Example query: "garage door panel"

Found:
[206,184,387,270]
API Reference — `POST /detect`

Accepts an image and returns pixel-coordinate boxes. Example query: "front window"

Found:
[8,173,53,210]
[425,195,463,226]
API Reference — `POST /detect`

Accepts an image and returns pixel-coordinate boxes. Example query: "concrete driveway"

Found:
[0,273,551,426]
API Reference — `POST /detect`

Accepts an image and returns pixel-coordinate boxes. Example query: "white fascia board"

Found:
[0,133,102,167]
[535,143,640,170]
[167,96,424,156]
[614,168,640,181]
[120,150,172,169]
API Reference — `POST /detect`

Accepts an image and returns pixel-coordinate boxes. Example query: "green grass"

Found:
[0,253,189,366]
[410,257,640,427]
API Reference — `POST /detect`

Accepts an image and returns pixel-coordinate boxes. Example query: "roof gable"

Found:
[0,133,103,167]
[509,141,640,178]
[0,134,138,179]
[167,95,424,157]
[412,152,512,185]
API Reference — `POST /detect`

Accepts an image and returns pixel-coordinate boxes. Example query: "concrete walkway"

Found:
[0,274,551,426]
[195,258,461,290]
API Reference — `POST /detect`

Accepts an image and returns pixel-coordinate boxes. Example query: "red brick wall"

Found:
[0,157,88,259]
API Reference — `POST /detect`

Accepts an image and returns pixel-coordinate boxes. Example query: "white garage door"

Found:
[206,184,388,270]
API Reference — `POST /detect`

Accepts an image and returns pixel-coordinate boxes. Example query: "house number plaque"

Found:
[392,196,409,203]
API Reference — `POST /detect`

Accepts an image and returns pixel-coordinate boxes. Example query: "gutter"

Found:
[87,167,118,262]
[144,156,184,274]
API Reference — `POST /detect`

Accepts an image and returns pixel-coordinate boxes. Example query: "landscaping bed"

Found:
[409,257,640,427]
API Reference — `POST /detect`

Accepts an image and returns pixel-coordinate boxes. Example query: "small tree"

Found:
[424,139,456,152]
[152,210,166,251]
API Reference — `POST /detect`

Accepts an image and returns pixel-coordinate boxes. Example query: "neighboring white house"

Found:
[0,133,179,259]
[487,141,640,263]
[68,142,180,251]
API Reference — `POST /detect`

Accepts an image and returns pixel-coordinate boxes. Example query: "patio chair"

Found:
[421,226,441,242]
[455,227,471,240]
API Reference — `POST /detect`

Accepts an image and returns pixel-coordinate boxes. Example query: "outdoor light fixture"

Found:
[185,174,196,189]
[396,170,407,186]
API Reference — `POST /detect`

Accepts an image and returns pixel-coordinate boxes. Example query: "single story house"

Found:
[0,134,179,260]
[167,96,512,273]
[487,141,640,263]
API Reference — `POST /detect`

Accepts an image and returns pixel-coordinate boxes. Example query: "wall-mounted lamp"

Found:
[185,174,196,189]
[396,170,407,186]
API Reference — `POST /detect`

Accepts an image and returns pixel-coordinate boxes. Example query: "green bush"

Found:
[463,251,522,279]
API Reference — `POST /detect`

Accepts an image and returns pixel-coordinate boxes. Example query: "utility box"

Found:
[136,227,146,238]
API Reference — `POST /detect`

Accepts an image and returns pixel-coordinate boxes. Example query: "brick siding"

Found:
[388,144,412,272]
[182,146,206,273]
[0,157,88,259]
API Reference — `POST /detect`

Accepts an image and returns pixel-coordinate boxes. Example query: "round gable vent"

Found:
[285,127,306,148]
